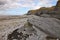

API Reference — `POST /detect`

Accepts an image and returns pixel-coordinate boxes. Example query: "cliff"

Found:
[27,6,55,16]
[27,0,60,19]
[55,0,60,11]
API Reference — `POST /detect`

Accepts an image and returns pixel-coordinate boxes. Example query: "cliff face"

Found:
[55,0,60,11]
[27,0,60,18]
[27,6,55,16]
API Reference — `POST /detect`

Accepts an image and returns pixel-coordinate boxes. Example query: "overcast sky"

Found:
[0,0,58,15]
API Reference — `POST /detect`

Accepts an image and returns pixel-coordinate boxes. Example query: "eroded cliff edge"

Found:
[27,0,60,19]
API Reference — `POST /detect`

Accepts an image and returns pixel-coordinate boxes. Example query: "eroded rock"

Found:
[28,15,60,39]
[0,15,60,40]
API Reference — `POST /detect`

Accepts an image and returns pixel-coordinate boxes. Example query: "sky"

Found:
[0,0,58,15]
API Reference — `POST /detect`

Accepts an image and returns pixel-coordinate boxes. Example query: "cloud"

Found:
[0,0,58,10]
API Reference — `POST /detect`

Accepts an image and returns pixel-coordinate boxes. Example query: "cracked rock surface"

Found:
[0,15,60,40]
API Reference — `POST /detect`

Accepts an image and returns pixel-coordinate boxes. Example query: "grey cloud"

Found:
[0,0,7,5]
[0,0,58,10]
[0,1,5,5]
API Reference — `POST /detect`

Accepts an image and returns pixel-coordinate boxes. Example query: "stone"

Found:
[0,15,60,40]
[28,15,60,39]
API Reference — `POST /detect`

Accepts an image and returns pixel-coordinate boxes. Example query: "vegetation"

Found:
[27,0,60,16]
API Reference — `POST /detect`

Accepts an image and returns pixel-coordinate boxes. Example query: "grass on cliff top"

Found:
[28,6,55,15]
